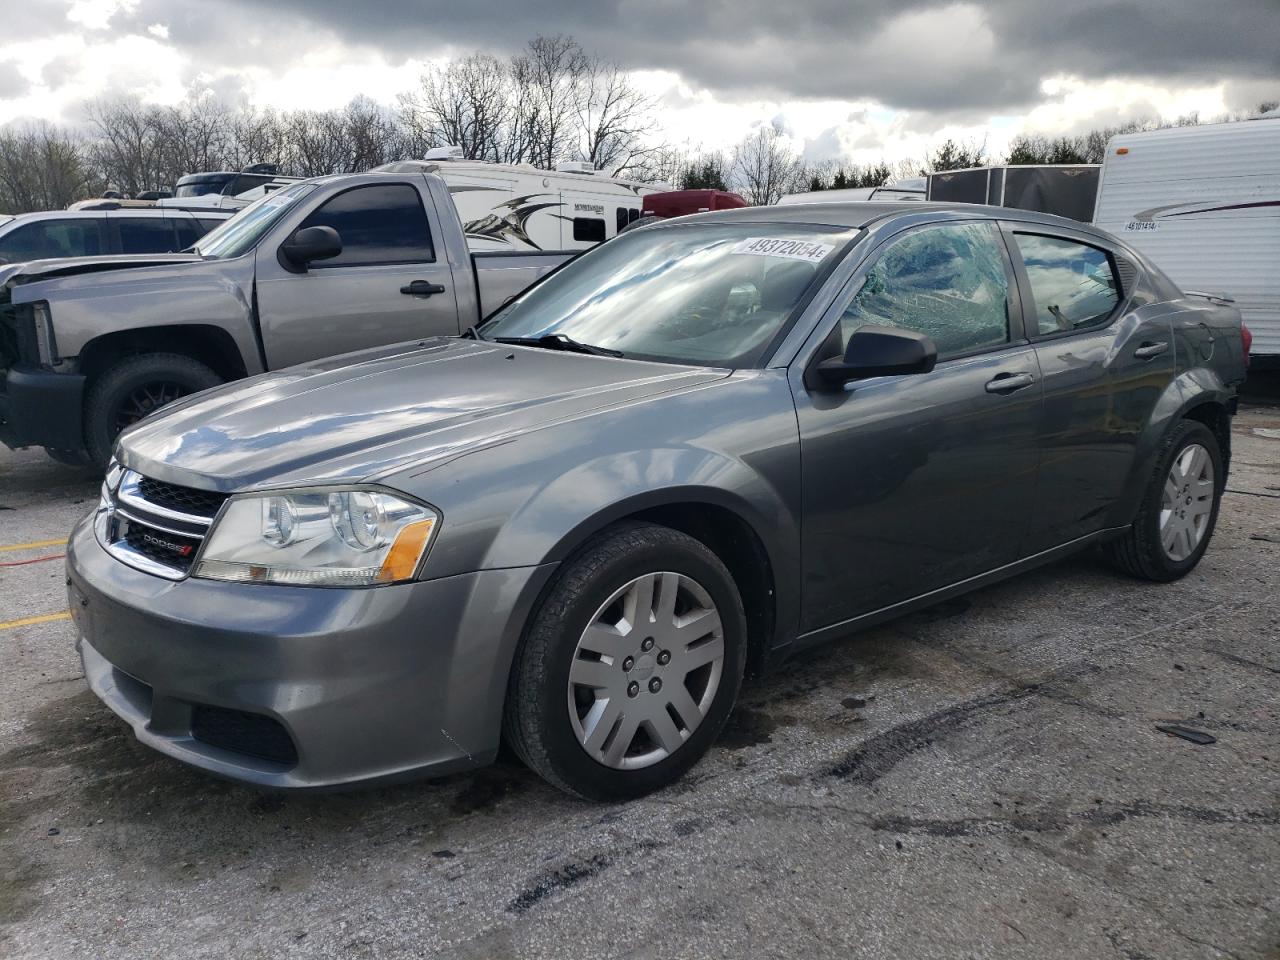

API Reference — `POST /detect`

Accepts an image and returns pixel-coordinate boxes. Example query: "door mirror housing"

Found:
[279,226,342,271]
[812,324,938,388]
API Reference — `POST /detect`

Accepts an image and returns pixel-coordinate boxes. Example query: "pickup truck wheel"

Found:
[1103,420,1223,582]
[504,522,747,800]
[84,353,222,467]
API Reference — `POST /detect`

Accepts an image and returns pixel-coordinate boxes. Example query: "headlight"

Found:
[193,488,438,587]
[94,460,125,544]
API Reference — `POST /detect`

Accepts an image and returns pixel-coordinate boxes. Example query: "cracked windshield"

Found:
[482,224,854,367]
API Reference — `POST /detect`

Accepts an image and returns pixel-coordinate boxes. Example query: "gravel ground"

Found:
[1,404,1277,960]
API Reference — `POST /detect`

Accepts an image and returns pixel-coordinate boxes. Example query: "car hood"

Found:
[118,337,731,491]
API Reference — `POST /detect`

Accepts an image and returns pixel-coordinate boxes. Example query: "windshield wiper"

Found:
[491,334,623,357]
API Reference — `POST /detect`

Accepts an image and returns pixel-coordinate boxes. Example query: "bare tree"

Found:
[84,97,170,195]
[730,122,801,205]
[517,34,587,171]
[0,123,98,213]
[572,55,656,173]
[399,53,512,161]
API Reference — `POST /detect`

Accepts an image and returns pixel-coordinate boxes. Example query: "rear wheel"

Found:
[1103,420,1223,581]
[504,522,747,800]
[84,353,222,468]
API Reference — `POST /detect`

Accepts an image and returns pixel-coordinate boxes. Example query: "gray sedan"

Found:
[67,202,1248,799]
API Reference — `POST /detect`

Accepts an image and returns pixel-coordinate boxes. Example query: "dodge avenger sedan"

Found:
[67,202,1248,799]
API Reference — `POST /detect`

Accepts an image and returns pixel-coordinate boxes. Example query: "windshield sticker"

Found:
[731,237,835,263]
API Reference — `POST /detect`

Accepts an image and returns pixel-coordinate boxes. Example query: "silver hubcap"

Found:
[568,571,725,770]
[1160,442,1214,562]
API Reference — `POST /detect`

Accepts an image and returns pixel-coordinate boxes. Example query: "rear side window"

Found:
[1013,233,1120,335]
[839,222,1010,358]
[616,207,629,234]
[573,217,606,243]
[298,183,434,266]
[118,218,179,254]
[0,220,102,261]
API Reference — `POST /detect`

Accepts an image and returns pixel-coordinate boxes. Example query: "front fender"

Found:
[13,256,260,373]
[1107,365,1234,527]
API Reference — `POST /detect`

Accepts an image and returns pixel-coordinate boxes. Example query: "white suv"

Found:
[0,208,232,264]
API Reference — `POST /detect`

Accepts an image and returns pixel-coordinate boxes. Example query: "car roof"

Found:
[674,200,1114,241]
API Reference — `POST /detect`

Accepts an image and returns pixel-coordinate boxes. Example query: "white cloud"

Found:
[66,0,140,31]
[147,23,170,40]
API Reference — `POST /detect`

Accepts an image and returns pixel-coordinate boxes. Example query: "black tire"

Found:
[84,353,222,468]
[504,521,747,801]
[44,447,94,468]
[1103,420,1223,582]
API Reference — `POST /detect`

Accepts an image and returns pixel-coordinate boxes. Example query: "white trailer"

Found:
[1093,117,1280,359]
[376,150,664,252]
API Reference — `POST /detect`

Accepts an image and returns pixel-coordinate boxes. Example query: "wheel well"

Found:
[76,326,247,383]
[625,502,777,677]
[1183,401,1231,472]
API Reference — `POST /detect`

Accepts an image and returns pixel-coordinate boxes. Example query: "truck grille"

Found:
[99,470,228,579]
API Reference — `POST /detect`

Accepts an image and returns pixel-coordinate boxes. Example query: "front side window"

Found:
[839,222,1010,358]
[483,223,852,367]
[118,217,178,254]
[1014,233,1120,335]
[196,182,317,259]
[0,220,101,262]
[297,183,434,267]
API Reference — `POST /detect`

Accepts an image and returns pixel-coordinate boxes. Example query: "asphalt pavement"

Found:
[1,407,1277,959]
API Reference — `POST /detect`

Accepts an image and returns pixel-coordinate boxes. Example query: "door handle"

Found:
[1134,340,1169,359]
[400,280,447,297]
[985,372,1035,394]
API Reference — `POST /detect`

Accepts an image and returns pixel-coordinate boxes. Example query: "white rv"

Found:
[1093,117,1280,359]
[375,150,664,252]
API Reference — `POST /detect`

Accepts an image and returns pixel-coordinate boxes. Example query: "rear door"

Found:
[254,180,461,368]
[1004,224,1176,551]
[790,220,1043,632]
[113,215,185,254]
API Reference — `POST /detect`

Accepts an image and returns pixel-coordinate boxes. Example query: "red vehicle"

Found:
[640,189,748,219]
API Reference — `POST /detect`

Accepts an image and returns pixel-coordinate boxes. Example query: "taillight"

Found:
[1241,322,1252,368]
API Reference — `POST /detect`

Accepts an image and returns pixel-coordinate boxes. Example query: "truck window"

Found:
[573,217,606,243]
[118,217,179,254]
[0,219,102,262]
[298,183,435,267]
[616,208,629,234]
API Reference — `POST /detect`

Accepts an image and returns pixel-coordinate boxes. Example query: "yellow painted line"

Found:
[0,538,68,554]
[0,611,72,631]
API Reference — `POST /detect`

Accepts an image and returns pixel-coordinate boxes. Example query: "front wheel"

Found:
[504,522,747,800]
[1103,420,1224,581]
[83,353,222,468]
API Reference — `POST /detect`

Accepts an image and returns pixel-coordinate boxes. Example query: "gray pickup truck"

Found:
[0,172,570,466]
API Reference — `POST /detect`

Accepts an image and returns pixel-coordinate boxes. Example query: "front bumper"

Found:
[66,513,556,789]
[0,365,85,451]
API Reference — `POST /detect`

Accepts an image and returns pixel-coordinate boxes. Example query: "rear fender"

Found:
[1107,367,1234,527]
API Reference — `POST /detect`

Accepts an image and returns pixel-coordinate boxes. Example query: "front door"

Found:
[791,220,1043,633]
[255,181,461,368]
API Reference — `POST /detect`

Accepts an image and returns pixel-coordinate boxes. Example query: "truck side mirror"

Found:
[279,226,342,271]
[810,324,937,389]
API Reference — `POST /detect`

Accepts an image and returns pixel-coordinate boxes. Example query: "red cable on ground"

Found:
[0,553,66,567]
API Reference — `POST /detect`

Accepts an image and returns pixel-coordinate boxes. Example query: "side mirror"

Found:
[278,225,342,271]
[811,324,937,388]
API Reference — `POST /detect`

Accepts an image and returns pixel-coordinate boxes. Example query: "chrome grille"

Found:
[98,470,225,579]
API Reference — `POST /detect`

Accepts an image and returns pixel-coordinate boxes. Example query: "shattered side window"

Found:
[840,222,1010,358]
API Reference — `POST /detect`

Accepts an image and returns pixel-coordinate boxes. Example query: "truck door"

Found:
[254,180,461,368]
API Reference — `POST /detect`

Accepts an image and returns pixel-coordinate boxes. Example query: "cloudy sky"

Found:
[0,0,1276,166]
